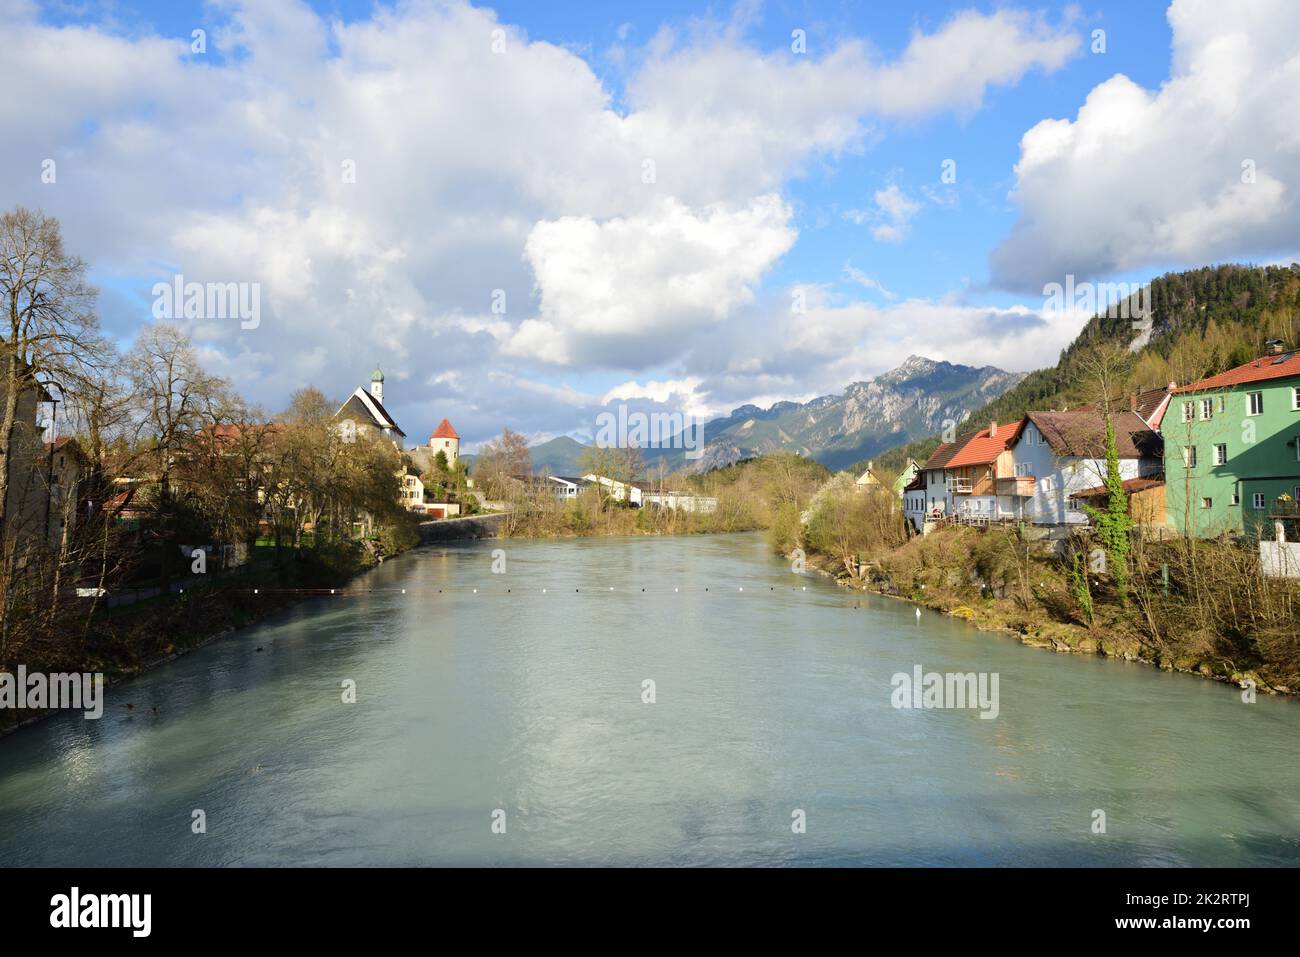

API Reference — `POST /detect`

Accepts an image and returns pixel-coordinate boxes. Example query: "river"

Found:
[1,532,1297,866]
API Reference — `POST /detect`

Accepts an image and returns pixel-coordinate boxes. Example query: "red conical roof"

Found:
[431,417,459,440]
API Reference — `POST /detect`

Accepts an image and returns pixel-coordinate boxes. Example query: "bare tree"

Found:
[0,207,105,544]
[126,324,227,594]
[476,427,531,499]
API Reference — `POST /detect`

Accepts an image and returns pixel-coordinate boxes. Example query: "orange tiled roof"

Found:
[431,417,459,440]
[1175,350,1300,393]
[943,420,1024,468]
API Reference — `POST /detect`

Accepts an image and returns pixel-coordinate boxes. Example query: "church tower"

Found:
[370,366,384,404]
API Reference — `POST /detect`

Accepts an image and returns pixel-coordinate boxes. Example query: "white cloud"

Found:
[507,195,796,367]
[843,265,896,299]
[991,0,1300,290]
[868,184,923,242]
[602,376,710,418]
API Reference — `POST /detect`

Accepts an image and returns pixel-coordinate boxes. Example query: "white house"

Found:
[583,474,643,506]
[1005,411,1163,525]
[399,469,426,510]
[642,490,718,513]
[546,475,586,501]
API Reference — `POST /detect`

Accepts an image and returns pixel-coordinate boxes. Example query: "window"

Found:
[1248,392,1264,416]
[1181,401,1194,423]
[1294,386,1300,411]
[1183,446,1197,468]
[1231,492,1240,506]
[1200,398,1213,420]
[1014,462,1031,476]
[1201,497,1212,509]
[1253,493,1266,510]
[1218,396,1226,414]
[1296,435,1300,462]
[1213,444,1227,466]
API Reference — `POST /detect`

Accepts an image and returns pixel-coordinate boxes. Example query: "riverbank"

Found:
[0,532,418,738]
[799,524,1297,696]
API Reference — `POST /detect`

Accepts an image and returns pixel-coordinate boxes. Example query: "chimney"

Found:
[1265,338,1285,356]
[1166,380,1177,392]
[988,420,997,438]
[1129,393,1138,412]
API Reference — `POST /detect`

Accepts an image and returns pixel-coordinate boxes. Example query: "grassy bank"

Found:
[803,522,1299,696]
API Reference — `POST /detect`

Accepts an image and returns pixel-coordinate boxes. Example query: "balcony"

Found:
[996,475,1036,497]
[951,477,974,495]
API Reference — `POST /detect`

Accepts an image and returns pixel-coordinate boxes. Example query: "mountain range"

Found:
[516,356,1025,475]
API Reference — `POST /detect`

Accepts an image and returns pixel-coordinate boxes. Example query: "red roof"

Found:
[431,417,459,440]
[1176,350,1300,393]
[943,420,1024,468]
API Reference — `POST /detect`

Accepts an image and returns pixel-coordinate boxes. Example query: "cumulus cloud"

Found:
[508,195,795,367]
[991,0,1300,291]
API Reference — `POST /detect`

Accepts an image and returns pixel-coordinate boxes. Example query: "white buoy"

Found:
[915,607,922,619]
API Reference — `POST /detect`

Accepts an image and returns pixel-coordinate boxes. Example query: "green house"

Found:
[1163,346,1300,536]
[892,458,920,497]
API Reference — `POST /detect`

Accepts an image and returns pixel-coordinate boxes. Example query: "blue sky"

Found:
[6,0,1298,446]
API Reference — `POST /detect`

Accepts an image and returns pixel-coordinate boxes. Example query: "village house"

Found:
[545,475,586,501]
[892,458,920,497]
[904,420,1023,531]
[1004,410,1164,527]
[583,473,644,506]
[1163,342,1300,537]
[399,468,427,510]
[854,461,884,491]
